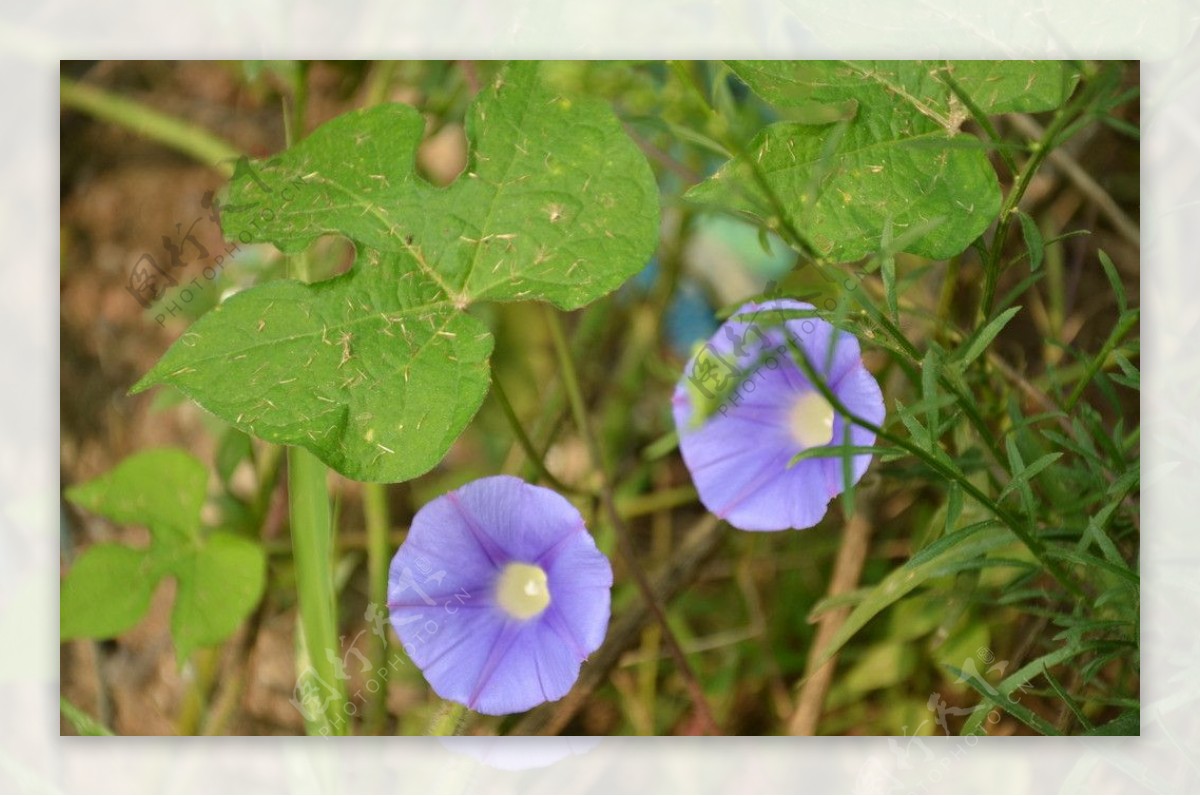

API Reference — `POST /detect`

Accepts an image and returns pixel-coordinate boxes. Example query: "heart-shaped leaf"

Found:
[60,544,158,640]
[167,532,267,661]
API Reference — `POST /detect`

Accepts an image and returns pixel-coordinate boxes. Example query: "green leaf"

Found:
[1083,710,1139,735]
[945,481,963,535]
[1043,547,1139,588]
[133,61,659,483]
[998,450,1063,505]
[1042,665,1094,731]
[957,306,1021,369]
[1017,211,1044,271]
[1098,249,1127,314]
[879,216,898,322]
[886,593,946,642]
[836,642,917,699]
[64,448,207,542]
[941,61,1079,115]
[215,427,253,485]
[60,697,115,736]
[812,521,1013,668]
[688,61,1007,261]
[134,260,494,483]
[167,533,266,662]
[921,344,941,448]
[62,449,267,660]
[60,544,158,640]
[946,663,1061,735]
[958,642,1098,736]
[729,60,1075,119]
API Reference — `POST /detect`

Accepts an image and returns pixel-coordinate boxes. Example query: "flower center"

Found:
[787,391,835,448]
[495,562,551,620]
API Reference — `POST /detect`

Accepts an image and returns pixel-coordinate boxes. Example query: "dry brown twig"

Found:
[787,506,875,735]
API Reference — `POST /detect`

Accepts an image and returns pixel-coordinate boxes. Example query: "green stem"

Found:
[60,77,241,174]
[936,255,962,342]
[669,61,820,262]
[979,66,1114,319]
[281,76,346,731]
[426,701,468,735]
[287,61,311,144]
[362,481,391,735]
[363,61,398,107]
[175,647,219,735]
[617,485,698,519]
[543,306,723,734]
[289,446,349,735]
[1064,310,1139,412]
[491,372,585,496]
[251,441,284,522]
[803,284,1010,483]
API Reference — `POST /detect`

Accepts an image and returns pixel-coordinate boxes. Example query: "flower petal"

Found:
[674,298,885,532]
[388,475,613,715]
[470,619,584,714]
[674,417,805,531]
[543,536,613,654]
[824,363,886,491]
[440,475,587,563]
[389,494,500,603]
[396,602,505,707]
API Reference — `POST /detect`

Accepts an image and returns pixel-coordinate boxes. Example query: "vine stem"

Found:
[1006,112,1141,249]
[362,481,390,734]
[491,372,588,497]
[283,73,348,736]
[1064,309,1139,412]
[289,446,349,735]
[543,305,723,735]
[59,77,241,174]
[426,701,469,735]
[979,65,1115,320]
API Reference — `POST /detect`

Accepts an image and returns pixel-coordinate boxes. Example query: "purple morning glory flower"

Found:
[672,298,885,532]
[388,475,612,715]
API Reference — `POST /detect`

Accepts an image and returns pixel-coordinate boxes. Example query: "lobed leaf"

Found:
[136,258,493,482]
[134,61,659,483]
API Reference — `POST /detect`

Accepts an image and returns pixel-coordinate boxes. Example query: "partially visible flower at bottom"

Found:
[673,298,885,532]
[388,475,612,715]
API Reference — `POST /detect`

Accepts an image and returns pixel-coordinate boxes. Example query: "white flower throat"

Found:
[496,562,551,619]
[788,391,836,448]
